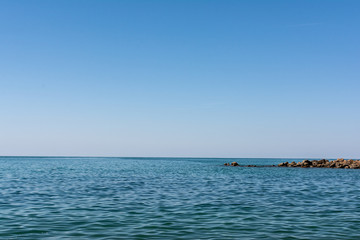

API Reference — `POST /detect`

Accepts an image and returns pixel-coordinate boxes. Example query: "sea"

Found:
[1,157,360,239]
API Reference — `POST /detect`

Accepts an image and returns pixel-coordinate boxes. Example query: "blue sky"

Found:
[0,0,359,157]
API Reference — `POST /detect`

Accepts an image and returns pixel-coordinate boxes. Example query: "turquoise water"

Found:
[1,157,360,239]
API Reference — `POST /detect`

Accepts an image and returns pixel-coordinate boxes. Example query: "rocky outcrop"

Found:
[224,159,360,169]
[277,159,360,169]
[223,162,276,167]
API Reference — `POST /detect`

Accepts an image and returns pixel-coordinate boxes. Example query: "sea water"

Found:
[0,157,360,239]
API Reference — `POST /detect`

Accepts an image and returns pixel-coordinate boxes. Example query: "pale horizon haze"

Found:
[1,0,359,158]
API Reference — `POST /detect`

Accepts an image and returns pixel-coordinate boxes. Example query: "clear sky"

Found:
[0,0,359,158]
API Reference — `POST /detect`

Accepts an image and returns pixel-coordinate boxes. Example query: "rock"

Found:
[289,161,297,167]
[278,162,289,167]
[301,160,311,168]
[225,159,360,169]
[317,159,328,164]
[276,158,360,169]
[230,161,239,166]
[350,163,360,169]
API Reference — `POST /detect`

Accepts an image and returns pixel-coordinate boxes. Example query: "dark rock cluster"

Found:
[278,159,360,169]
[224,162,260,167]
[224,159,360,169]
[224,162,239,166]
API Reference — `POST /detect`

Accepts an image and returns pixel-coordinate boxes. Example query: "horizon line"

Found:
[0,155,357,159]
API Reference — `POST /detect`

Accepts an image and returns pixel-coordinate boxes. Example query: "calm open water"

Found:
[1,157,360,239]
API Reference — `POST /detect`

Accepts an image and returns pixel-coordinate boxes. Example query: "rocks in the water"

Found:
[223,162,257,167]
[278,162,288,167]
[223,162,265,167]
[224,158,360,169]
[277,158,360,169]
[289,161,297,167]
